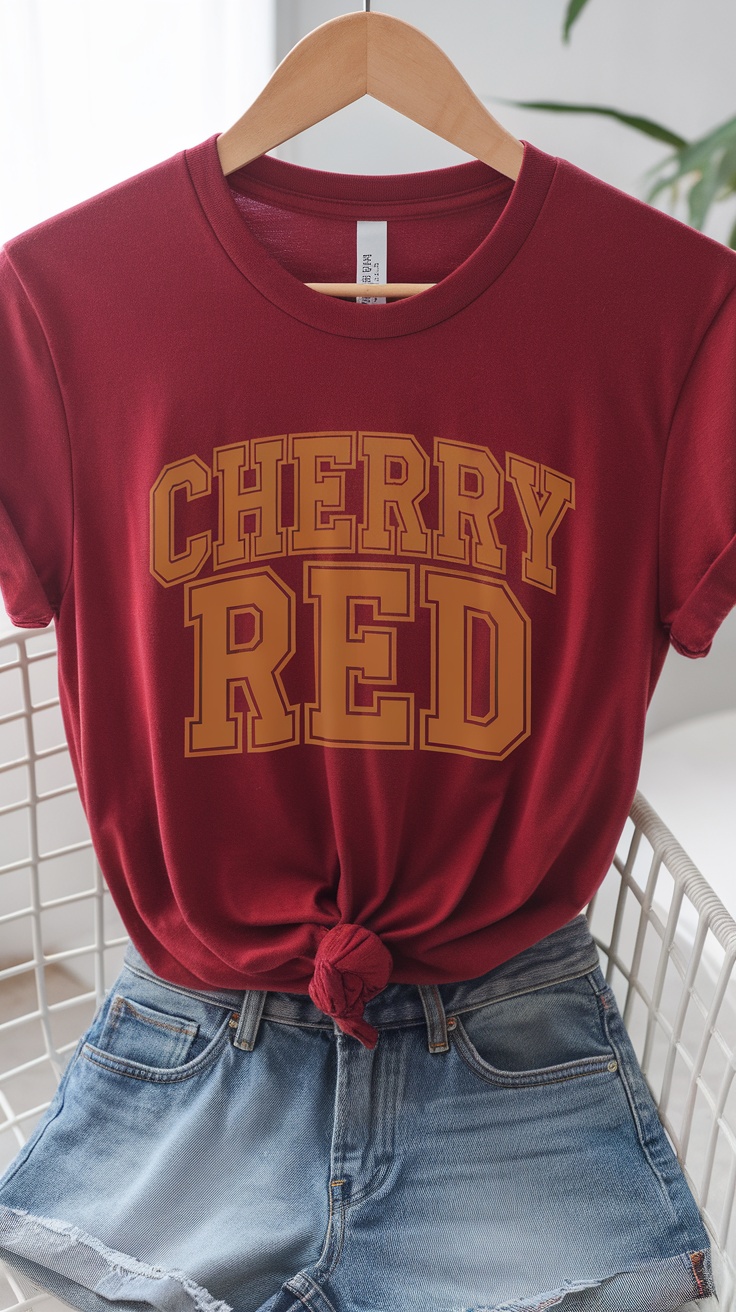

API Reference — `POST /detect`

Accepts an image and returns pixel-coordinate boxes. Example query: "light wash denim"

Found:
[0,914,716,1312]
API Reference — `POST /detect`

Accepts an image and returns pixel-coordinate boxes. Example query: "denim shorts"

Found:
[0,913,717,1312]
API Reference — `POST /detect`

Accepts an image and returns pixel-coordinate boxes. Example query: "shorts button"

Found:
[607,1059,618,1071]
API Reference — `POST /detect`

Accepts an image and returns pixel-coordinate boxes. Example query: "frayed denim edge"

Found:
[0,1204,233,1312]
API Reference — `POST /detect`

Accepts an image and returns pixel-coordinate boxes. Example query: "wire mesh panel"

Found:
[584,794,736,1311]
[0,627,129,1312]
[0,622,735,1312]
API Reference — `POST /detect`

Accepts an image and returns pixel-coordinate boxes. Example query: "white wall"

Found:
[0,0,277,245]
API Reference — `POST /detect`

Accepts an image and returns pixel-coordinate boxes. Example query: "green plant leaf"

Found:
[562,0,593,42]
[715,141,736,197]
[687,151,725,229]
[640,114,736,184]
[488,98,687,147]
[640,117,736,217]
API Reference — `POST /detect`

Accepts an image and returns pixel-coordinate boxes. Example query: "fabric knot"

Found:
[308,922,393,1050]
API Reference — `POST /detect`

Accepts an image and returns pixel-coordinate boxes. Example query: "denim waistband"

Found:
[122,913,602,1050]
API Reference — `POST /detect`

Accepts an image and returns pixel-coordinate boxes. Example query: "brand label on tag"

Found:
[356,221,387,303]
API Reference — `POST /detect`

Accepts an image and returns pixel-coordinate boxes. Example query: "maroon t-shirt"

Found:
[1,132,735,1048]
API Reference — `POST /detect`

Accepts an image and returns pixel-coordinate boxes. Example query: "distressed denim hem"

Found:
[264,1248,719,1312]
[0,1203,233,1312]
[451,1247,717,1312]
[0,1211,719,1312]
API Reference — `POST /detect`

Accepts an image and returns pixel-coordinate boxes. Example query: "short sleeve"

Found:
[659,283,736,658]
[0,245,73,628]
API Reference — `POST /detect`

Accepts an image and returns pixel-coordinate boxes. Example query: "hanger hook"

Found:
[364,0,370,10]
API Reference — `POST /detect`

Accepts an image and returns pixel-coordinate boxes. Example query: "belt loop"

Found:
[417,984,450,1053]
[232,989,268,1051]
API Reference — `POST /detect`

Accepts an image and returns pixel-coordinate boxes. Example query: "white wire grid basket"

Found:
[0,623,734,1312]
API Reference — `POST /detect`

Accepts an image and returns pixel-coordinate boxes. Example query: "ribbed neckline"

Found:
[183,131,558,339]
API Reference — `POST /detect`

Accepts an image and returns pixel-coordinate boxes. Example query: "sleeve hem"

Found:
[6,616,54,630]
[0,497,56,629]
[666,533,736,658]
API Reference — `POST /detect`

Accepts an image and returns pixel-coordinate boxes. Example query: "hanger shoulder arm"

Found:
[368,13,523,178]
[217,11,523,180]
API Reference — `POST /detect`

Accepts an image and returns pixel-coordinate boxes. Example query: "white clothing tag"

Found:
[356,220,387,303]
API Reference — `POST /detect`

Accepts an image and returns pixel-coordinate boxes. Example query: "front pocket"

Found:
[80,967,236,1082]
[92,994,200,1068]
[450,971,620,1088]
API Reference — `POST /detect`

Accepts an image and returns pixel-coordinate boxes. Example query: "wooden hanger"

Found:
[215,1,525,301]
